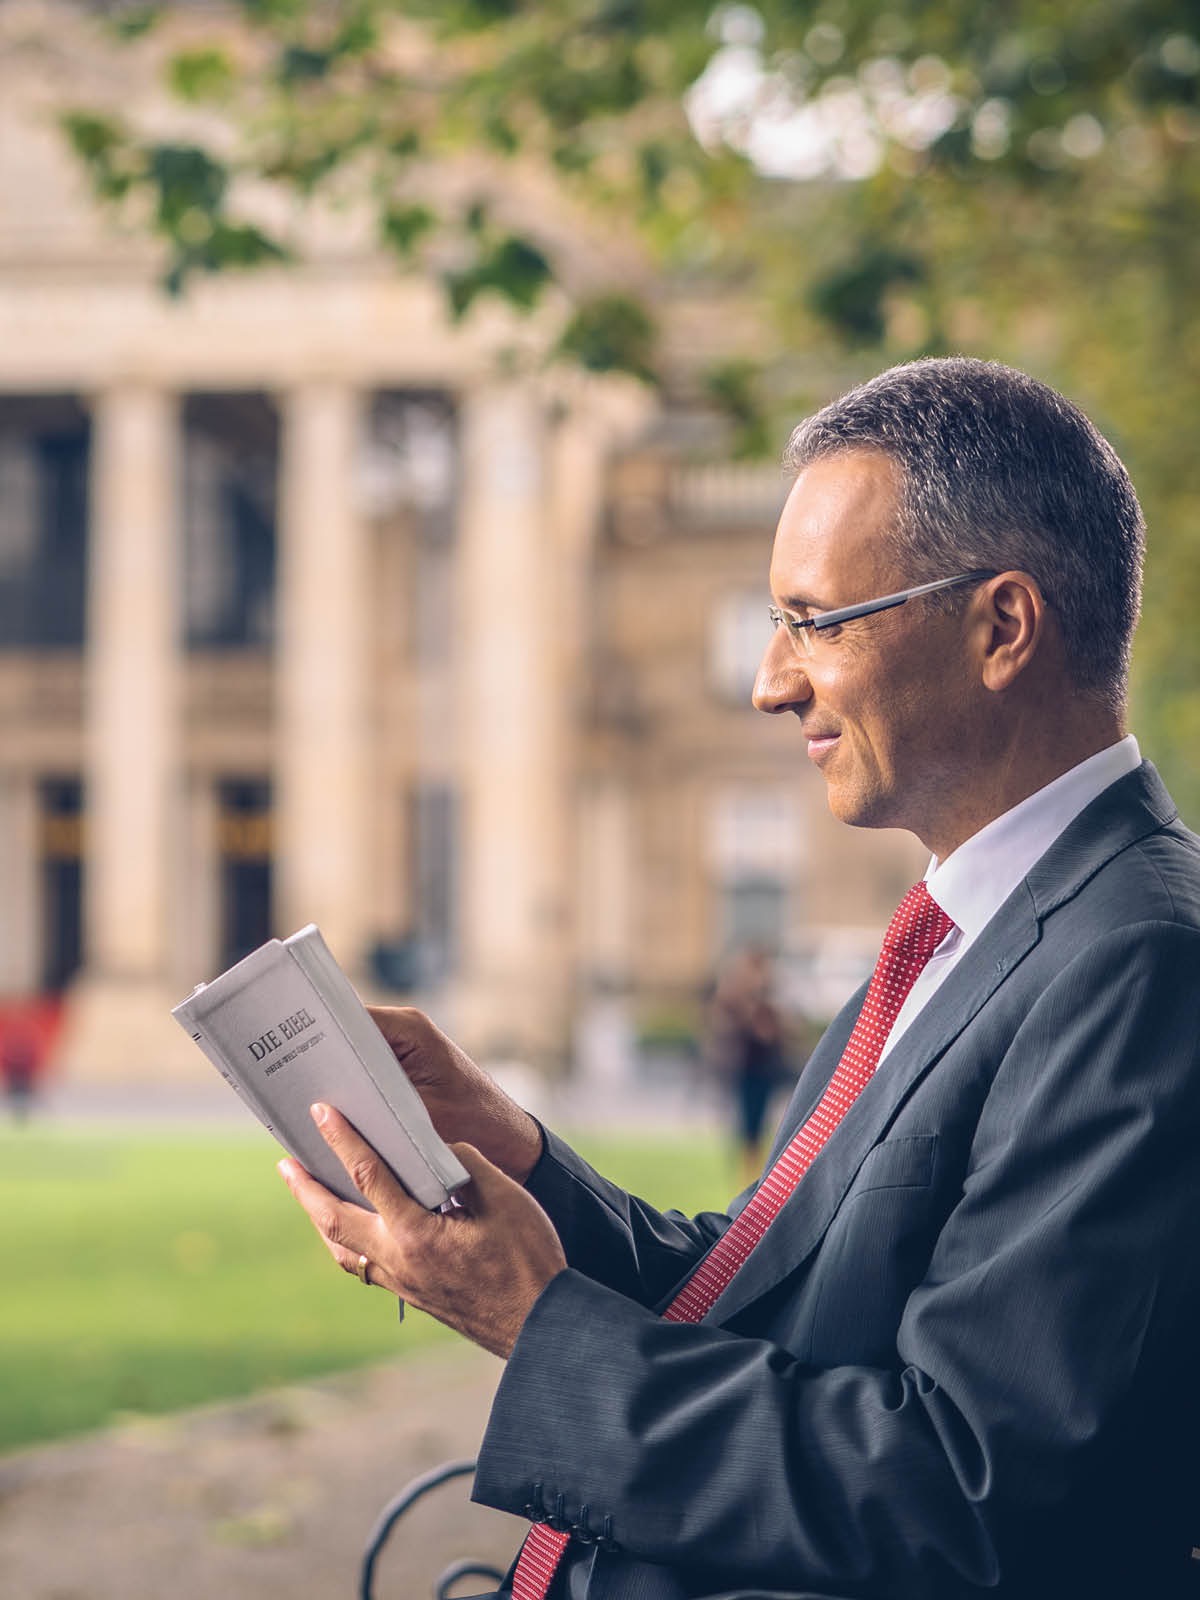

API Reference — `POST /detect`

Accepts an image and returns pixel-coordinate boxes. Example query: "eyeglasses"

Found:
[768,570,996,658]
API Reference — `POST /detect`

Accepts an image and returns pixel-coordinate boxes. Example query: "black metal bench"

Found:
[359,1457,507,1600]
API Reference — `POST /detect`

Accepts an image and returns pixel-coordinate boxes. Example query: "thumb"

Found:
[366,1004,433,1061]
[448,1141,511,1202]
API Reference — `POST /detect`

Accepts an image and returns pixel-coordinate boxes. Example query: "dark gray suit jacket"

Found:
[472,762,1200,1600]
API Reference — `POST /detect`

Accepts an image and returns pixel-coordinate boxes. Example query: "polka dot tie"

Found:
[511,881,955,1599]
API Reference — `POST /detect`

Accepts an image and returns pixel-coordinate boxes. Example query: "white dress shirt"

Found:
[878,735,1142,1061]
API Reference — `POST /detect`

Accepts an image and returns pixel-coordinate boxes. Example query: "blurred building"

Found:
[0,2,926,1081]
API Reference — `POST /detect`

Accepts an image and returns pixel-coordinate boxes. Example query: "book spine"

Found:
[285,931,410,1116]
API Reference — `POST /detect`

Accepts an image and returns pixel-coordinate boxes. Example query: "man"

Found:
[281,358,1200,1599]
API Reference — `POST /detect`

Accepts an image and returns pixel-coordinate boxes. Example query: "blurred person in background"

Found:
[1,1011,41,1123]
[280,358,1200,1600]
[708,944,791,1185]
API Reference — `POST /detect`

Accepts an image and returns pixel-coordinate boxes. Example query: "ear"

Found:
[974,571,1047,693]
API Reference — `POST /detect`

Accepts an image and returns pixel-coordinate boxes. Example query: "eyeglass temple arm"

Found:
[809,571,995,631]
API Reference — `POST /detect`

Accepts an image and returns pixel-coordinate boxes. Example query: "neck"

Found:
[924,697,1127,861]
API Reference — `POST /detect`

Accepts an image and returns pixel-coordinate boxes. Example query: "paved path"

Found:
[0,1346,516,1600]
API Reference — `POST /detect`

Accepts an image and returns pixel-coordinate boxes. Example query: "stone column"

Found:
[577,777,635,987]
[276,381,370,971]
[85,384,179,977]
[0,772,39,994]
[573,776,639,1096]
[60,382,195,1078]
[454,382,569,1067]
[546,380,654,1087]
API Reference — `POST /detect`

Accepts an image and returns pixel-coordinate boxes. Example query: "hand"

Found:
[279,1102,567,1359]
[367,1005,544,1184]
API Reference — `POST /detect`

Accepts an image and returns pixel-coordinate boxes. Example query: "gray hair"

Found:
[784,357,1144,709]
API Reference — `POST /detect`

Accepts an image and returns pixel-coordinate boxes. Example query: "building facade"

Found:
[0,3,926,1084]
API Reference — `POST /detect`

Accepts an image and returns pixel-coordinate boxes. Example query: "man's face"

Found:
[754,449,979,853]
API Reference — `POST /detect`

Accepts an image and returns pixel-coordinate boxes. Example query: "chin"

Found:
[825,783,895,832]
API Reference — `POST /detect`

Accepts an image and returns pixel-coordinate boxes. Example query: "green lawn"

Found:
[0,1120,729,1454]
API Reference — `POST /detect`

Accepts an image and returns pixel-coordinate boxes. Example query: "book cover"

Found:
[172,926,469,1211]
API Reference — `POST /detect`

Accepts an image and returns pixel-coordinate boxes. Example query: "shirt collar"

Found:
[925,736,1141,943]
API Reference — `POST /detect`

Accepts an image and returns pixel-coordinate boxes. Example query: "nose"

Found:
[752,630,813,715]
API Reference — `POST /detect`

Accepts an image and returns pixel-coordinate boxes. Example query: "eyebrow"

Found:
[775,591,831,614]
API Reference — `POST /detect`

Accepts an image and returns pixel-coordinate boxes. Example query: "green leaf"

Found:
[586,0,646,36]
[419,0,522,33]
[105,5,162,42]
[241,0,308,23]
[638,141,670,198]
[332,8,380,59]
[146,144,229,231]
[443,233,554,320]
[277,44,333,85]
[703,358,770,458]
[556,293,658,383]
[485,235,553,309]
[552,138,593,174]
[161,222,292,298]
[95,169,136,204]
[60,112,124,165]
[389,127,422,159]
[168,48,236,104]
[206,221,292,269]
[534,54,648,131]
[443,270,476,321]
[483,111,520,154]
[380,202,436,257]
[808,246,925,346]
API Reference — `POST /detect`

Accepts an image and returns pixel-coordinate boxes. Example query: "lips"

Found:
[805,732,841,762]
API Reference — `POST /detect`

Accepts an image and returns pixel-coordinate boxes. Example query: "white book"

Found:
[172,925,470,1212]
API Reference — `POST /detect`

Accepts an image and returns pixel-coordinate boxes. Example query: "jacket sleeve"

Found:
[522,1125,746,1308]
[474,923,1200,1597]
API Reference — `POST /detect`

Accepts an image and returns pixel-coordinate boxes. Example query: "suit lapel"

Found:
[695,761,1179,1328]
[698,888,1041,1325]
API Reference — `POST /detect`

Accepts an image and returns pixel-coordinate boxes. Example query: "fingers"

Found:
[365,1005,435,1062]
[276,1156,377,1274]
[309,1102,428,1222]
[446,1142,505,1203]
[279,1132,563,1353]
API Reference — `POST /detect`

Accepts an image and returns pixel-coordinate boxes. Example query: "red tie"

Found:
[511,882,955,1599]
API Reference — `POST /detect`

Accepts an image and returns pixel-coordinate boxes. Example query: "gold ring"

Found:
[354,1253,371,1286]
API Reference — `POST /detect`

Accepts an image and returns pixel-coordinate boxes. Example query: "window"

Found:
[362,392,458,668]
[216,778,273,968]
[720,877,787,954]
[708,785,802,958]
[709,591,769,703]
[183,394,278,649]
[361,392,457,536]
[38,778,84,991]
[0,397,89,649]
